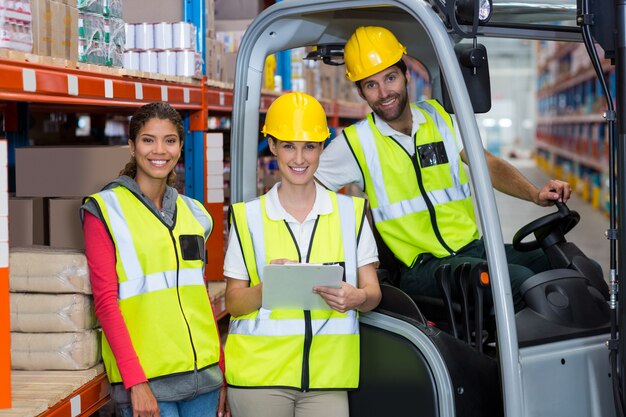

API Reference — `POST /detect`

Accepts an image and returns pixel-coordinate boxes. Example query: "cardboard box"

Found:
[216,30,244,54]
[205,38,225,81]
[15,145,130,198]
[67,5,79,61]
[48,198,84,249]
[206,0,215,38]
[30,0,51,56]
[8,198,46,247]
[123,0,183,23]
[214,19,251,32]
[222,52,237,84]
[50,2,78,61]
[214,0,263,20]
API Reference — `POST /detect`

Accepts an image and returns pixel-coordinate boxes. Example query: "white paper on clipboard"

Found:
[261,264,344,310]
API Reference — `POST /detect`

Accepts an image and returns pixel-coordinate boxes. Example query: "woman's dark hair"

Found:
[120,102,184,186]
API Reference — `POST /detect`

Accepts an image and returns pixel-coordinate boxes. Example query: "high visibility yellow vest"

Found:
[226,190,364,390]
[343,99,478,266]
[88,186,221,384]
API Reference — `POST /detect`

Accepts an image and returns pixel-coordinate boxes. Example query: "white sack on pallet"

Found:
[11,330,101,371]
[9,246,91,294]
[10,293,97,332]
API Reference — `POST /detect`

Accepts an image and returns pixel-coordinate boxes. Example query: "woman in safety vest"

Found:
[81,102,229,417]
[223,92,382,417]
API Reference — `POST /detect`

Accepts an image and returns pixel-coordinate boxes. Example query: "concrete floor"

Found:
[487,158,611,279]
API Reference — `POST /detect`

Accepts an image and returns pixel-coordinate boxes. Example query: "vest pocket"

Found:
[416,141,449,168]
[179,234,205,261]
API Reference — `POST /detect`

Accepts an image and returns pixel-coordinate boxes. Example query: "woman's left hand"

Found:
[314,282,366,313]
[217,385,230,417]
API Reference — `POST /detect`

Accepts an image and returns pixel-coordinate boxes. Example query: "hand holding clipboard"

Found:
[261,263,343,310]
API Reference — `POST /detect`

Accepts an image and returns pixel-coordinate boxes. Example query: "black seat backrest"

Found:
[376,284,427,325]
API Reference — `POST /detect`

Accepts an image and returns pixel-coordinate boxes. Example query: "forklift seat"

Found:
[376,284,428,325]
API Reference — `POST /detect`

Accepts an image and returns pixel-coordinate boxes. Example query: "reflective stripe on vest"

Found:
[418,101,463,188]
[180,194,214,240]
[118,268,205,300]
[229,310,358,336]
[97,189,144,281]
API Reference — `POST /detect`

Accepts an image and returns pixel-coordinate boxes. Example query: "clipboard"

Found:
[261,264,344,310]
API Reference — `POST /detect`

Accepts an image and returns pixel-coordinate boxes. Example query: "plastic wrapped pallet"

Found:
[9,246,91,294]
[103,0,123,18]
[77,0,102,14]
[78,11,105,64]
[11,330,101,370]
[10,293,97,332]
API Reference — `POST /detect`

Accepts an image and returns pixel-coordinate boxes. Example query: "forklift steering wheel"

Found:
[512,201,580,252]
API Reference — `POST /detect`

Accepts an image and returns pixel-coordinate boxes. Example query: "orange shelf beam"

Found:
[0,59,203,110]
[204,202,224,282]
[0,268,10,410]
[38,373,110,417]
[206,87,234,112]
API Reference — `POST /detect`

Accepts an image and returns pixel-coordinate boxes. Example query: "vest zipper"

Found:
[410,152,455,256]
[283,219,316,392]
[301,310,313,392]
[170,231,199,368]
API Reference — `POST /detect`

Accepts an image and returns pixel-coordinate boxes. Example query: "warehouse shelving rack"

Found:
[535,41,614,212]
[0,15,368,417]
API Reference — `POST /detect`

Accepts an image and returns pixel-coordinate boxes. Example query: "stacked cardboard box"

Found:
[30,0,79,61]
[214,0,264,20]
[209,19,250,85]
[205,37,225,82]
[12,145,129,250]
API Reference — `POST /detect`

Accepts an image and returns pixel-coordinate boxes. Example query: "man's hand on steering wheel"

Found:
[535,179,572,207]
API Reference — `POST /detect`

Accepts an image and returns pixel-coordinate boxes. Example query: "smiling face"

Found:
[129,118,182,185]
[269,138,323,187]
[358,65,410,123]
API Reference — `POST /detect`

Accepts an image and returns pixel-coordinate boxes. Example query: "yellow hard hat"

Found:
[344,26,407,82]
[261,92,330,143]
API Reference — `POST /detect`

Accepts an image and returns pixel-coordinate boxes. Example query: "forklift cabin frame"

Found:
[228,1,616,416]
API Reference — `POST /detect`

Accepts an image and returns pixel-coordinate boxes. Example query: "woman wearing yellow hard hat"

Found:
[223,91,381,417]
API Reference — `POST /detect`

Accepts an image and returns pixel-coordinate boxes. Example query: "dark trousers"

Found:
[398,239,551,311]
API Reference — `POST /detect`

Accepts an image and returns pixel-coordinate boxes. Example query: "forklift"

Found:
[228,0,625,415]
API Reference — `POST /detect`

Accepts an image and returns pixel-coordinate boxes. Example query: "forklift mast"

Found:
[614,0,626,409]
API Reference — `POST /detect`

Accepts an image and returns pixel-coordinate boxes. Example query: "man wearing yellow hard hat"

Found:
[224,92,381,417]
[315,26,572,310]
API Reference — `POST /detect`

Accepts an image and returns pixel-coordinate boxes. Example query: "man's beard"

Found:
[371,91,408,123]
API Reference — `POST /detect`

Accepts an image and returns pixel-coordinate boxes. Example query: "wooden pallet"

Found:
[0,364,108,417]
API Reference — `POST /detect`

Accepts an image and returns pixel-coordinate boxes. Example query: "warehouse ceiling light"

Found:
[455,0,493,24]
[427,0,493,37]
